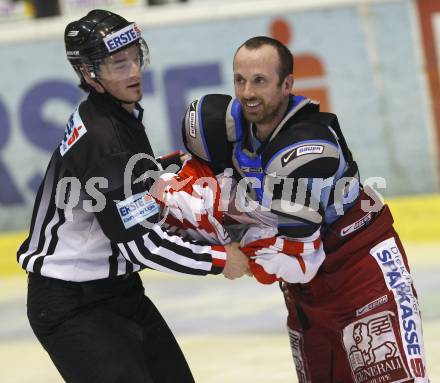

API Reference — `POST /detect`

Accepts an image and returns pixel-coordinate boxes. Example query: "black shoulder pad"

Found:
[262,115,340,179]
[305,112,354,162]
[182,94,233,174]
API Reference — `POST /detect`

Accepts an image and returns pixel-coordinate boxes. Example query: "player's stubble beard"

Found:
[241,96,286,130]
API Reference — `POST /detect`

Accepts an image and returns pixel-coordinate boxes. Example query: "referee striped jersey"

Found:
[17,91,226,282]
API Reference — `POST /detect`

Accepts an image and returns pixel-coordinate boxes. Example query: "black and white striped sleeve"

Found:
[118,225,227,275]
[74,151,227,276]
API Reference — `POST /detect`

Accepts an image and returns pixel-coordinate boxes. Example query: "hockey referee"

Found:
[17,9,249,383]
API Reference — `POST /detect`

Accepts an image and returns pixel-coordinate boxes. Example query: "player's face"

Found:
[98,44,143,103]
[233,45,292,127]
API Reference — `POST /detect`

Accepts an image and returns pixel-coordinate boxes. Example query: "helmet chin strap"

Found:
[94,78,135,105]
[105,90,135,105]
[94,79,143,121]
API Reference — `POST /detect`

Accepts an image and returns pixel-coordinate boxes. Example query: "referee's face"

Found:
[99,44,143,104]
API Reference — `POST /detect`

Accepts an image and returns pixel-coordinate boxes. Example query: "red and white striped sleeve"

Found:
[241,233,324,284]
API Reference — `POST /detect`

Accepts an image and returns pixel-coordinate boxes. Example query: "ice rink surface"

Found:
[1,243,439,383]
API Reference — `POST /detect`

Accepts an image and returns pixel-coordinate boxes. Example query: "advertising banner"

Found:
[0,0,437,231]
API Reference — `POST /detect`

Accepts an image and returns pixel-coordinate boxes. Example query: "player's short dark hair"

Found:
[234,36,293,84]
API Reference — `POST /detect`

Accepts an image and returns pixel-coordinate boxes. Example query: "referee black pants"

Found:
[27,272,195,383]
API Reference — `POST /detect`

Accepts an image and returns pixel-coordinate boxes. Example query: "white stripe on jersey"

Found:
[154,225,226,263]
[18,158,58,266]
[142,234,213,271]
[118,225,224,274]
[123,242,187,275]
[25,207,62,272]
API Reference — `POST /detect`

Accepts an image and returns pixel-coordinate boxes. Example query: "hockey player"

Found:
[156,36,429,382]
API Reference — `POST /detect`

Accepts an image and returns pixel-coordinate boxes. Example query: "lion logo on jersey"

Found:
[351,322,397,367]
[343,312,410,383]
